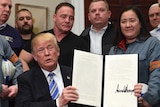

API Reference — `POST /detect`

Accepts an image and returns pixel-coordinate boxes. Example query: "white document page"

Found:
[103,54,138,107]
[72,50,103,106]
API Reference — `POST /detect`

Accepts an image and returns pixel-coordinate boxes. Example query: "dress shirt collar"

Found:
[41,64,60,79]
[90,21,111,32]
[0,23,7,30]
[90,24,108,32]
[156,24,160,31]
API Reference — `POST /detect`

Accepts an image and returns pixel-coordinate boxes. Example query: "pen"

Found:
[5,76,9,84]
[141,93,144,97]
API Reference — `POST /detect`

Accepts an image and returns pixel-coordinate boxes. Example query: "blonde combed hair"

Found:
[31,33,59,53]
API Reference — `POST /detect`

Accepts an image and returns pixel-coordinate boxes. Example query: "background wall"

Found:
[7,0,84,35]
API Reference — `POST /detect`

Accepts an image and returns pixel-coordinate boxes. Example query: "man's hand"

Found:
[134,83,142,97]
[58,86,79,107]
[0,84,9,99]
[8,85,18,98]
[134,84,152,107]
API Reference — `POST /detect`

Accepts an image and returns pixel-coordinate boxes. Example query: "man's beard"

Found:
[17,25,33,35]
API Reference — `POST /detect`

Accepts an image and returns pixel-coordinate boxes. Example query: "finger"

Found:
[138,97,143,104]
[8,91,14,97]
[63,94,78,101]
[65,86,77,90]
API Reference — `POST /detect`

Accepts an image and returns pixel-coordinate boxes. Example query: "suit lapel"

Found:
[33,66,51,99]
[60,66,72,87]
[32,65,72,100]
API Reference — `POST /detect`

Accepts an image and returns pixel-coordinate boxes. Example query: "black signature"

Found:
[115,84,134,94]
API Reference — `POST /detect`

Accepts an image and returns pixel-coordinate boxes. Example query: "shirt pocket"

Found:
[138,54,149,83]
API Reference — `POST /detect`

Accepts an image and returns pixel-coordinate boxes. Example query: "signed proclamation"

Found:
[104,54,138,107]
[72,50,138,107]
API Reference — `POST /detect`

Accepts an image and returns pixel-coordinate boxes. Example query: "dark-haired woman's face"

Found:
[120,10,141,43]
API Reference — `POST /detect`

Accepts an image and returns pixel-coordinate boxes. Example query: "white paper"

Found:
[72,50,103,106]
[104,54,138,107]
[72,50,138,107]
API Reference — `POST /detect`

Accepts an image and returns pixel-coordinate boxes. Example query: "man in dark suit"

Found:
[15,33,79,107]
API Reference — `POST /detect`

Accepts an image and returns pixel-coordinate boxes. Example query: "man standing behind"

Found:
[0,0,23,55]
[149,3,160,40]
[80,0,116,55]
[40,2,85,67]
[15,9,35,71]
[149,3,160,29]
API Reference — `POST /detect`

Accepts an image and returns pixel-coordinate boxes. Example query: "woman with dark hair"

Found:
[109,5,160,107]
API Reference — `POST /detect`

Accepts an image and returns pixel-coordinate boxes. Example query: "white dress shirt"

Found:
[42,64,68,107]
[90,25,108,54]
[150,24,160,41]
